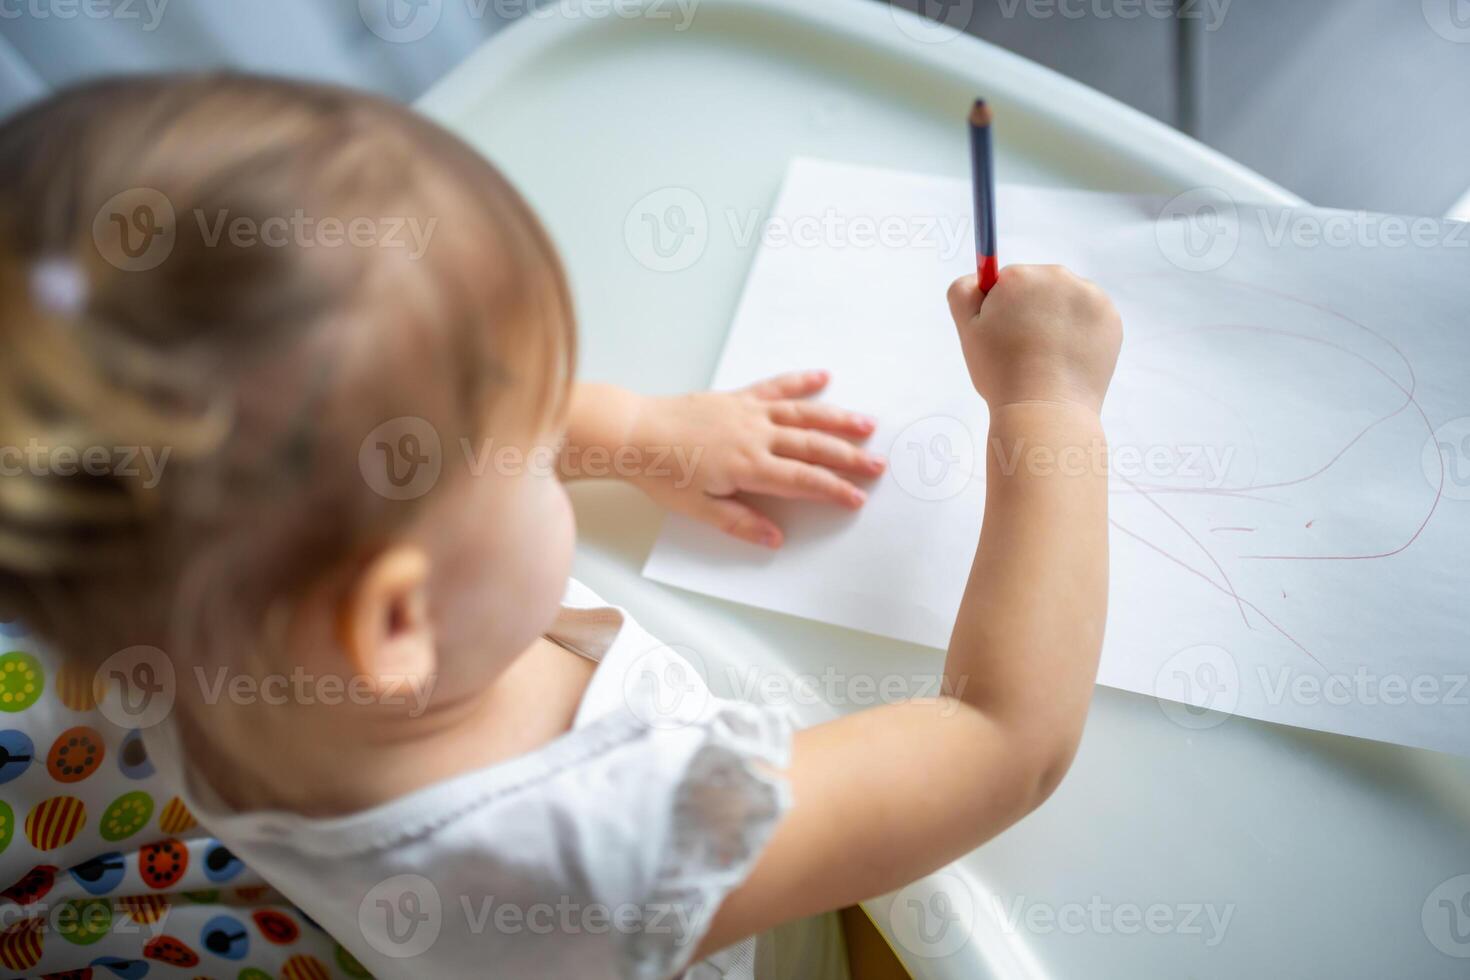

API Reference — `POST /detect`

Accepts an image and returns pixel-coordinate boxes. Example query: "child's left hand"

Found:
[602,371,884,548]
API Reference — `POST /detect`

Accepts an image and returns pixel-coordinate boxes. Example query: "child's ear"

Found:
[338,545,436,699]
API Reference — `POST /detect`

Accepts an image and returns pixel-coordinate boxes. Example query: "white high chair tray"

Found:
[419,2,1470,976]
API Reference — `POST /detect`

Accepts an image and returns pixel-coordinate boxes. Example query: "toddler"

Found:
[0,74,1121,978]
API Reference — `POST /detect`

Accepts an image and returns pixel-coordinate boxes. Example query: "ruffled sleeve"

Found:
[554,593,794,975]
[619,700,791,978]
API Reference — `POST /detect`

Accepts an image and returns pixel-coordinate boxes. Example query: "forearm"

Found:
[557,382,643,481]
[704,412,1111,954]
[946,401,1109,779]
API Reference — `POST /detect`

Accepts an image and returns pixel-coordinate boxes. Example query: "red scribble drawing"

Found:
[1105,275,1446,664]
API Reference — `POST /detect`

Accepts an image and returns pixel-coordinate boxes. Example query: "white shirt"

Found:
[146,579,797,979]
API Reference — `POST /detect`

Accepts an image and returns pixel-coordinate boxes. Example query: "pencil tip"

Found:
[969,99,993,127]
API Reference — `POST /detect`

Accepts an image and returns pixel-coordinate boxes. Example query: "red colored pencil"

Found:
[969,99,998,293]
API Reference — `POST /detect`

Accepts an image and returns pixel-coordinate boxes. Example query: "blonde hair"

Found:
[0,73,575,666]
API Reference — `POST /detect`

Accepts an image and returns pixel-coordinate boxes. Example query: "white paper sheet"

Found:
[644,158,1470,757]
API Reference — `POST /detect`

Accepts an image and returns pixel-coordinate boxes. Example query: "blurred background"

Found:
[2,0,1468,217]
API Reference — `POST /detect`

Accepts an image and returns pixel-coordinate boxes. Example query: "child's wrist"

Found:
[978,360,1110,417]
[618,391,658,463]
[987,398,1104,426]
[560,384,646,480]
[986,401,1107,476]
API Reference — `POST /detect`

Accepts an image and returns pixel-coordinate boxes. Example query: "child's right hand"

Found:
[947,264,1122,414]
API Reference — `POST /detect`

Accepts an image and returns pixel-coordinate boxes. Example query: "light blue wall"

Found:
[0,0,509,115]
[4,0,1468,215]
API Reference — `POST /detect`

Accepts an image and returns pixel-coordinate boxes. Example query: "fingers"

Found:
[771,429,886,478]
[744,370,830,401]
[947,274,985,327]
[741,457,867,510]
[684,493,784,549]
[744,372,877,440]
[767,399,876,439]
